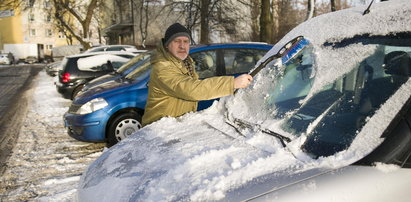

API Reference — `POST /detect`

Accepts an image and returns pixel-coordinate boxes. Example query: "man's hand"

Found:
[234,74,253,89]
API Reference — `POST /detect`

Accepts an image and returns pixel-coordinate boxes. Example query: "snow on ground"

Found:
[0,70,105,201]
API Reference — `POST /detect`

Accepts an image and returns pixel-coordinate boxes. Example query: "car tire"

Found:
[71,85,84,99]
[107,112,142,147]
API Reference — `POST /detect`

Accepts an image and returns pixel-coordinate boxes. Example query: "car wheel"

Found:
[72,85,84,99]
[107,112,142,147]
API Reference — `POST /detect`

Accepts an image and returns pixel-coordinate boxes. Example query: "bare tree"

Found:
[331,0,336,11]
[51,0,103,50]
[138,0,149,48]
[199,0,211,44]
[260,0,273,43]
[0,0,23,11]
[306,0,316,20]
[1,0,105,50]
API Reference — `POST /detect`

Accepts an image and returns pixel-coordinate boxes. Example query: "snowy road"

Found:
[0,70,105,201]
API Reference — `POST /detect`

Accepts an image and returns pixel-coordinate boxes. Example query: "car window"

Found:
[191,50,217,79]
[225,49,267,75]
[265,44,315,112]
[117,52,151,74]
[125,55,152,81]
[111,61,126,70]
[119,54,135,59]
[289,43,411,158]
[107,47,124,51]
[246,35,411,159]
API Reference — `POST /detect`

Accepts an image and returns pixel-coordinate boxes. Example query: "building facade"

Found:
[103,0,254,48]
[0,0,101,58]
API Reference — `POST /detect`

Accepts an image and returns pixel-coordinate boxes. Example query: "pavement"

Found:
[0,64,44,175]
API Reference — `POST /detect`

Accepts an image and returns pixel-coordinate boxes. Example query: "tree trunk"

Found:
[200,0,210,44]
[306,0,315,20]
[331,0,336,11]
[260,0,272,43]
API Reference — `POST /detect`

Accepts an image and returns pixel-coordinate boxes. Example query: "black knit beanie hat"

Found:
[162,23,191,47]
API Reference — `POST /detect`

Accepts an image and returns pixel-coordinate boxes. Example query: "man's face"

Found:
[167,36,190,60]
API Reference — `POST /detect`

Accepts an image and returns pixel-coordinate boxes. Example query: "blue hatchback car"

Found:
[64,43,272,146]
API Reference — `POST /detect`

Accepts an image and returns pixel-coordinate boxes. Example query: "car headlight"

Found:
[76,98,108,115]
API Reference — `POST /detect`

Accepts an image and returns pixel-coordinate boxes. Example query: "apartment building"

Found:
[0,0,101,59]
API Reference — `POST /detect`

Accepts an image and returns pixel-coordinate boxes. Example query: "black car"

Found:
[55,51,137,99]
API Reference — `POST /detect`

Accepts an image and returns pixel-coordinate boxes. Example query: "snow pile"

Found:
[374,162,401,173]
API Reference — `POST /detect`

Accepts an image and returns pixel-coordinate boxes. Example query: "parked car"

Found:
[83,44,142,54]
[55,51,137,99]
[79,51,152,92]
[0,52,14,65]
[78,1,411,201]
[64,43,272,146]
[45,60,62,76]
[25,56,38,64]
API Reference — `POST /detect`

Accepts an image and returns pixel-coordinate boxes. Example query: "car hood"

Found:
[75,79,138,103]
[78,100,362,201]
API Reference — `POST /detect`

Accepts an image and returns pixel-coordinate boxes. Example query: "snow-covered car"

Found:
[0,52,14,65]
[45,60,62,77]
[83,44,145,54]
[78,1,411,201]
[55,51,137,99]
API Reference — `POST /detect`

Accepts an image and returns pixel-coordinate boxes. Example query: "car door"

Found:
[191,47,270,110]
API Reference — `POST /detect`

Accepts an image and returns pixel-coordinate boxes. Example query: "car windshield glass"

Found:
[225,37,314,147]
[116,51,151,74]
[273,36,411,158]
[124,54,152,81]
[264,41,315,118]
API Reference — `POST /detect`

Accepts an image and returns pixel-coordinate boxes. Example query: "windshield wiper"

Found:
[226,117,291,147]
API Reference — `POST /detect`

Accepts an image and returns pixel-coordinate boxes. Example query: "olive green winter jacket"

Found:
[142,43,234,126]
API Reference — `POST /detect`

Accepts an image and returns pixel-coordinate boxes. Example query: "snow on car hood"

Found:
[78,78,411,201]
[78,103,318,201]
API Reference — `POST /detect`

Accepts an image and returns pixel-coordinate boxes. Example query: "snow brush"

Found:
[249,36,304,77]
[234,36,304,94]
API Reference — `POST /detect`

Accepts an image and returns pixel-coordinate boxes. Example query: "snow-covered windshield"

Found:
[238,34,411,158]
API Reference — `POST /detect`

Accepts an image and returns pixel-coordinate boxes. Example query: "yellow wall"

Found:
[0,9,24,49]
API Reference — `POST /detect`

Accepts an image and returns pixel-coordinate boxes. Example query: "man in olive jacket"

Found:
[142,23,252,126]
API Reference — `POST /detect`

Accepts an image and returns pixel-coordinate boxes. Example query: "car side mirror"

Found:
[106,60,114,71]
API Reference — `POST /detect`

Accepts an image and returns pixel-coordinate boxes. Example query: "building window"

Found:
[0,10,14,17]
[46,45,53,50]
[45,15,51,22]
[44,0,50,8]
[29,13,35,22]
[30,29,36,36]
[46,29,52,37]
[58,32,65,38]
[27,0,35,8]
